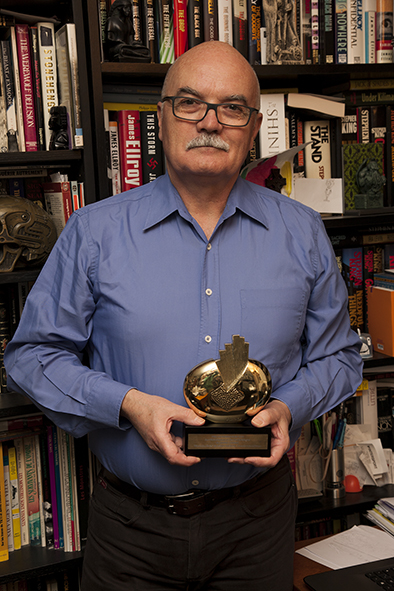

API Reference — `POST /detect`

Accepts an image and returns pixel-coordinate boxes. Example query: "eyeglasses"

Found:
[161,96,259,127]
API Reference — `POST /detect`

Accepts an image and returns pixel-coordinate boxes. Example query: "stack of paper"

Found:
[366,498,394,536]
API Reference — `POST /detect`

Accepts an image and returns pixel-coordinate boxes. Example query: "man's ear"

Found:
[157,102,163,142]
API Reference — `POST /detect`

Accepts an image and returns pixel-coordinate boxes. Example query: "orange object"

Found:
[344,474,363,493]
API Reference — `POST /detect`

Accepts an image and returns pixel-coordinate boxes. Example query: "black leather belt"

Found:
[100,467,263,517]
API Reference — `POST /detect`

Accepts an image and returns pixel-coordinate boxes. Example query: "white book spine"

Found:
[37,22,58,150]
[259,93,287,158]
[9,27,25,151]
[218,0,233,44]
[304,120,332,179]
[365,10,376,62]
[348,0,364,63]
[109,120,121,196]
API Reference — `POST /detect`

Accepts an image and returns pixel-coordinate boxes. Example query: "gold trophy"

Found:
[183,335,271,457]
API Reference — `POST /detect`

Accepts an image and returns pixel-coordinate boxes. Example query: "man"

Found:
[4,41,363,590]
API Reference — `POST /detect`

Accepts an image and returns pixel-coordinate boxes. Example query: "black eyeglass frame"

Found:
[161,96,260,127]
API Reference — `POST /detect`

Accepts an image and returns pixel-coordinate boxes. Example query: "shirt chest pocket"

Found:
[240,288,307,370]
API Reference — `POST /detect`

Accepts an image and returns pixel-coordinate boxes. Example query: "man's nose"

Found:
[197,106,222,131]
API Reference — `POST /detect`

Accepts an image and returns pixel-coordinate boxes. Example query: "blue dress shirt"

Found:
[4,173,363,494]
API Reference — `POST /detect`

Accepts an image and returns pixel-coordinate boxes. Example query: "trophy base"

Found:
[183,423,271,457]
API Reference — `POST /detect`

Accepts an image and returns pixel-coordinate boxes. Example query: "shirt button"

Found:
[207,243,212,250]
[205,288,212,296]
[192,480,199,486]
[205,335,212,343]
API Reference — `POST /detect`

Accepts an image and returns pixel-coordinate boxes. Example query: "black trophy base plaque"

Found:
[183,423,271,458]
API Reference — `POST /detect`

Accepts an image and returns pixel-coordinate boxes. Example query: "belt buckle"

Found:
[165,491,205,515]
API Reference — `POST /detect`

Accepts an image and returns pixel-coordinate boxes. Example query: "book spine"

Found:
[68,434,80,551]
[342,246,364,331]
[109,120,122,195]
[304,120,332,178]
[70,180,80,211]
[55,26,74,150]
[364,10,376,63]
[357,105,371,142]
[132,0,144,44]
[140,111,164,184]
[303,0,313,63]
[43,182,73,237]
[323,0,335,63]
[158,0,175,63]
[24,436,40,546]
[390,105,394,207]
[187,0,204,47]
[2,445,12,554]
[15,25,38,152]
[247,0,262,64]
[0,53,8,154]
[174,0,188,58]
[0,443,8,563]
[118,110,143,192]
[0,39,19,152]
[34,435,45,548]
[142,0,159,62]
[8,447,21,551]
[311,0,320,63]
[52,427,64,549]
[218,0,234,45]
[39,431,54,549]
[37,22,58,150]
[376,0,394,62]
[341,106,358,144]
[232,0,248,57]
[203,0,219,41]
[47,426,60,549]
[259,93,287,158]
[347,0,364,63]
[9,27,26,152]
[13,439,28,547]
[58,428,72,552]
[363,244,375,331]
[335,0,348,63]
[29,26,46,151]
[65,24,83,148]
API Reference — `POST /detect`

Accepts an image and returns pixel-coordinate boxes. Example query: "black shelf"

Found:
[0,269,41,285]
[297,484,394,522]
[0,546,83,585]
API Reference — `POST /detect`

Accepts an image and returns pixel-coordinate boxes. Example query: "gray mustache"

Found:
[186,134,230,152]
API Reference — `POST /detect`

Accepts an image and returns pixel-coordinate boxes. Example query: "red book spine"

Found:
[118,110,143,192]
[15,24,38,151]
[174,0,188,58]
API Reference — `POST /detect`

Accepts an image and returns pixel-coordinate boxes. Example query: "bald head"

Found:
[161,42,261,110]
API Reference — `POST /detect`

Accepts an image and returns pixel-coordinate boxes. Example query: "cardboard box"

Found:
[367,286,394,356]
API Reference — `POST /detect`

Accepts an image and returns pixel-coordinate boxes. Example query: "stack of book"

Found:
[366,498,394,535]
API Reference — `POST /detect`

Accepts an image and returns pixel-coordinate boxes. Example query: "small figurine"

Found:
[355,158,386,208]
[48,106,69,150]
[105,0,150,63]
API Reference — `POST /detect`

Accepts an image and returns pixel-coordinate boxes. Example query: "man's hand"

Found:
[121,389,205,466]
[228,399,292,468]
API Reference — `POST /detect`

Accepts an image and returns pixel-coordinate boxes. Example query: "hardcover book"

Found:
[24,436,40,546]
[37,22,58,150]
[304,120,332,179]
[259,93,287,158]
[376,0,394,62]
[232,0,248,57]
[0,57,7,153]
[2,445,13,554]
[174,0,188,57]
[140,111,164,184]
[0,39,19,152]
[109,119,121,196]
[158,0,175,63]
[347,0,364,63]
[15,24,38,151]
[218,0,233,45]
[8,446,21,551]
[187,0,204,47]
[364,10,376,63]
[0,443,9,563]
[42,181,73,237]
[30,26,45,151]
[8,26,26,152]
[142,0,159,62]
[335,0,348,63]
[118,110,143,192]
[247,0,262,64]
[342,246,364,332]
[14,438,28,547]
[204,0,219,41]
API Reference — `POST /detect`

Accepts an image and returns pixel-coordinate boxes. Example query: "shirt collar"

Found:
[144,173,270,231]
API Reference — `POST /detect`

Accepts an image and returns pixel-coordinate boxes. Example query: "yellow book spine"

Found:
[0,443,9,561]
[8,447,21,551]
[103,102,158,112]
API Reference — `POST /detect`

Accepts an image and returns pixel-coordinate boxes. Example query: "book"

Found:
[34,435,45,547]
[0,39,19,152]
[39,430,54,549]
[247,0,262,64]
[322,0,335,63]
[42,181,73,237]
[286,93,346,118]
[203,0,219,41]
[363,243,375,331]
[342,141,385,210]
[70,180,80,211]
[187,0,204,47]
[357,105,371,142]
[108,119,121,195]
[0,51,8,153]
[37,22,58,150]
[304,120,332,179]
[347,0,364,63]
[376,0,393,62]
[47,426,60,550]
[13,439,28,547]
[8,446,21,551]
[365,10,376,63]
[302,0,313,64]
[2,446,13,554]
[24,436,40,546]
[259,93,287,158]
[335,0,348,63]
[341,106,358,144]
[142,0,158,62]
[8,26,26,152]
[157,0,175,63]
[311,0,320,64]
[15,24,38,151]
[117,110,143,192]
[55,26,74,150]
[0,443,8,563]
[342,246,364,331]
[345,90,394,107]
[52,427,64,550]
[232,0,248,57]
[368,286,394,355]
[140,110,164,184]
[131,0,143,45]
[174,0,188,58]
[57,428,72,552]
[218,0,234,45]
[29,26,45,151]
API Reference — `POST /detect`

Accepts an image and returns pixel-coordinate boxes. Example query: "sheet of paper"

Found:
[293,177,344,214]
[296,525,394,569]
